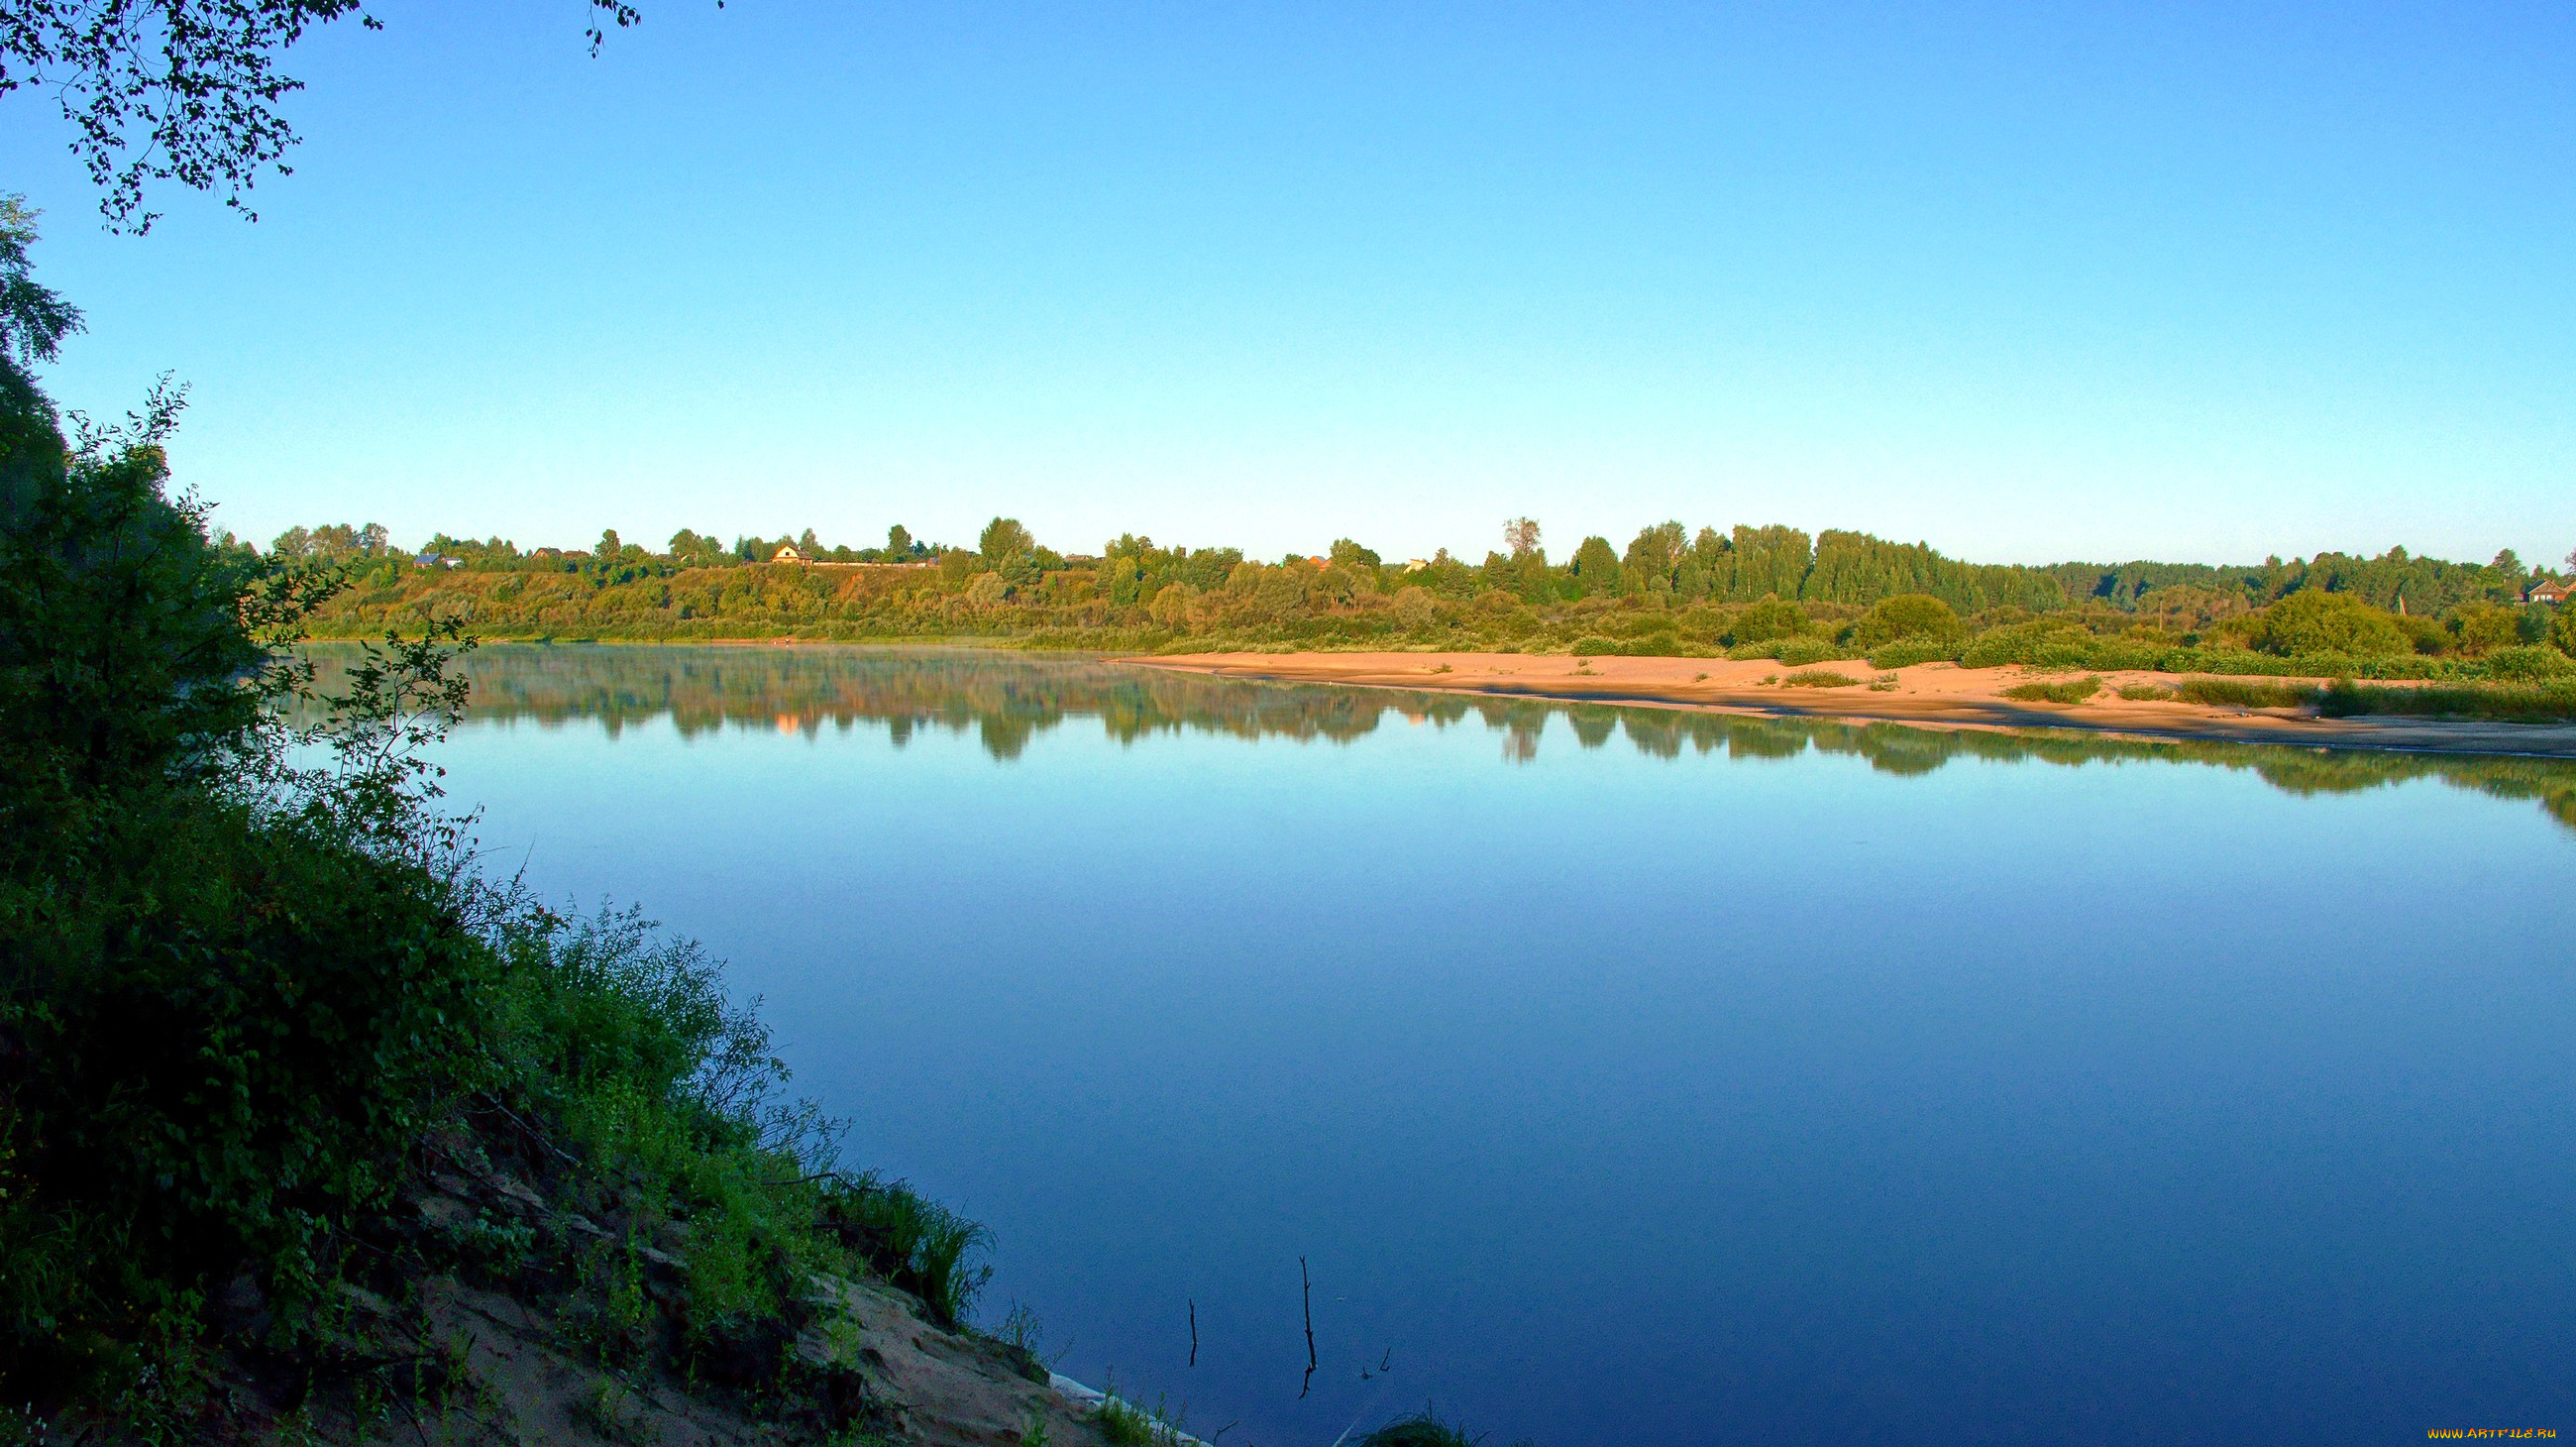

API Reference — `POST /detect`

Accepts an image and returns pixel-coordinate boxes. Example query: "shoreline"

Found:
[1128,650,2576,759]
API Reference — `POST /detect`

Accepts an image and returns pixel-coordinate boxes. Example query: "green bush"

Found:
[2481,644,2576,682]
[1959,621,2092,669]
[1779,668,1862,688]
[2247,590,2410,657]
[1866,637,1962,669]
[1773,636,1848,666]
[2075,637,2172,672]
[1850,593,1962,650]
[1726,597,1806,644]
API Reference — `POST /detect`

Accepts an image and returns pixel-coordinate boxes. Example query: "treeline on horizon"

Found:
[277,514,2576,683]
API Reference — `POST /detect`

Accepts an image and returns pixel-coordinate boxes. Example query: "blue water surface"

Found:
[416,646,2576,1446]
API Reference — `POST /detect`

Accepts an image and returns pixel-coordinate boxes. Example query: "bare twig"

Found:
[1299,1257,1317,1399]
[1188,1297,1198,1368]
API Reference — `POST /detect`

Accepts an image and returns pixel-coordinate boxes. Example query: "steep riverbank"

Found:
[1134,651,2576,757]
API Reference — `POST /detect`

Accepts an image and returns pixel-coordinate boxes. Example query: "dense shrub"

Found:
[1866,637,1962,669]
[1851,593,1963,649]
[2446,602,2526,657]
[2075,636,2172,672]
[2484,643,2576,682]
[1726,596,1807,644]
[1959,621,2092,669]
[2247,590,2411,657]
[1773,636,1848,666]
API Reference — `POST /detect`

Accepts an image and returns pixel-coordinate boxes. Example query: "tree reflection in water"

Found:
[298,643,2576,833]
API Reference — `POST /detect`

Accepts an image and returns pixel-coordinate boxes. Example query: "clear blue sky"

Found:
[4,0,2570,567]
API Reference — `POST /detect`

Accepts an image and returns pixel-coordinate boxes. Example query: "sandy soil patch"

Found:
[1130,650,2576,758]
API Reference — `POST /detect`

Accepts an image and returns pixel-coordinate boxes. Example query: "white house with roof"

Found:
[2527,578,2571,605]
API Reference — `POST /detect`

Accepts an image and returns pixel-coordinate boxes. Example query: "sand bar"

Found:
[1131,650,2576,758]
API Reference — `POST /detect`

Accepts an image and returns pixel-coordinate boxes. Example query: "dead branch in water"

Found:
[1299,1256,1318,1398]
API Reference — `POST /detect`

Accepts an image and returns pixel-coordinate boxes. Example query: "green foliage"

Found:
[1851,593,1963,649]
[1,196,84,375]
[2318,679,2576,723]
[2174,678,2322,710]
[2116,683,2177,701]
[1569,535,1622,597]
[979,516,1034,565]
[1780,668,1862,688]
[2483,643,2576,682]
[0,385,504,1405]
[2246,589,2412,657]
[1726,596,1806,644]
[1865,637,1962,669]
[1773,636,1847,666]
[2003,676,2102,704]
[815,1174,992,1329]
[0,343,975,1432]
[289,495,2552,700]
[1959,620,2093,670]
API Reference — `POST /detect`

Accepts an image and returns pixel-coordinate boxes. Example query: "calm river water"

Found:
[406,645,2574,1445]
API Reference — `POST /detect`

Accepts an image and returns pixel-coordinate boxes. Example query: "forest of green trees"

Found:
[282,513,2576,683]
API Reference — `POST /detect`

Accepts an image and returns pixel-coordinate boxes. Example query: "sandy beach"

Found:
[1132,650,2576,758]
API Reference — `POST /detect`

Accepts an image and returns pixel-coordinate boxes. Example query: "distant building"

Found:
[2528,579,2572,605]
[411,553,458,569]
[772,544,805,563]
[1402,558,1430,573]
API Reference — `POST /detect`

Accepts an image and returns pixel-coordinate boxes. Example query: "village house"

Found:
[772,544,805,563]
[2527,578,2572,605]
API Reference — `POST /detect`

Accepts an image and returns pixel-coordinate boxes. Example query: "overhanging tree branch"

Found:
[0,1,658,232]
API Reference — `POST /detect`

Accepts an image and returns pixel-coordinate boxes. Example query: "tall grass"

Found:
[2002,676,2102,704]
[2174,678,2322,709]
[2319,679,2576,724]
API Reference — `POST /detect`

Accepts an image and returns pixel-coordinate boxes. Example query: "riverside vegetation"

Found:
[0,206,1168,1446]
[288,517,2576,722]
